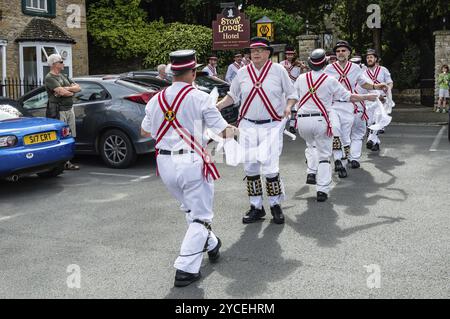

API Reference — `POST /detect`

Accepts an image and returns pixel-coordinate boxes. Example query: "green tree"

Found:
[143,23,213,67]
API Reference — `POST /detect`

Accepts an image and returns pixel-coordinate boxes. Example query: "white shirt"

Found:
[279,60,302,83]
[293,70,352,114]
[141,82,228,151]
[365,65,393,85]
[225,62,241,83]
[202,64,217,77]
[228,61,298,121]
[325,61,371,113]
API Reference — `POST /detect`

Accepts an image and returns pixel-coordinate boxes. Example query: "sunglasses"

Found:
[57,60,64,64]
[335,49,348,53]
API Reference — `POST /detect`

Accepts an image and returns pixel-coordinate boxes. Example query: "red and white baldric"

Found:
[208,65,217,76]
[155,85,220,181]
[366,66,381,84]
[282,60,298,82]
[332,61,359,113]
[238,60,281,124]
[353,88,369,121]
[297,72,333,137]
[233,62,241,70]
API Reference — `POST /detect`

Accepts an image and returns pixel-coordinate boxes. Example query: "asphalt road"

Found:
[0,124,449,299]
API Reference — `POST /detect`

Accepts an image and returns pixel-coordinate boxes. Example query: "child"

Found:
[437,65,450,113]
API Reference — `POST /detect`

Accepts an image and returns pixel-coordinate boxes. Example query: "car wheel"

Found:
[100,129,136,168]
[37,164,65,178]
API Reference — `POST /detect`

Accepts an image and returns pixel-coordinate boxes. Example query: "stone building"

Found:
[0,0,88,96]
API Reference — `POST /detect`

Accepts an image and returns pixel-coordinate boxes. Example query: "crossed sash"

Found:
[156,84,220,181]
[297,72,333,137]
[238,61,281,124]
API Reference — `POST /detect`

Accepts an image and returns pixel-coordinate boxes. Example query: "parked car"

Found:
[0,105,75,181]
[121,70,239,124]
[0,97,18,107]
[16,76,158,168]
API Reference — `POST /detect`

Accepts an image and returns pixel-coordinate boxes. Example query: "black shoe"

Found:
[350,160,360,169]
[306,173,316,185]
[366,140,374,150]
[242,205,266,224]
[371,143,380,152]
[334,160,343,172]
[208,237,221,263]
[378,129,385,134]
[174,270,201,287]
[270,204,285,224]
[317,191,328,202]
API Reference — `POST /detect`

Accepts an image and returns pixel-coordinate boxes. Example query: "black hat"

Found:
[365,48,379,59]
[247,37,274,56]
[285,46,296,54]
[308,48,327,71]
[169,50,202,74]
[333,40,352,53]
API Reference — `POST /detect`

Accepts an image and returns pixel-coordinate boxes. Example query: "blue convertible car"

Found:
[0,106,75,181]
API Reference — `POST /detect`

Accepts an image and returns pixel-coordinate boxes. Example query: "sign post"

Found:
[255,16,274,42]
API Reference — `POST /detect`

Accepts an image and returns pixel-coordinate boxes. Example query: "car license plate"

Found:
[24,131,57,145]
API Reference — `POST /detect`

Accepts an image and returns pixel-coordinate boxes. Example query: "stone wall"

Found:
[0,0,88,78]
[296,34,319,61]
[392,89,421,105]
[434,30,450,105]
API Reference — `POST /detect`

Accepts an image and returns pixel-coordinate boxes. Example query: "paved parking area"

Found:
[0,124,449,298]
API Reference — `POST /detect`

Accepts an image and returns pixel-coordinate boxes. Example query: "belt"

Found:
[243,118,279,124]
[298,113,323,117]
[158,149,194,155]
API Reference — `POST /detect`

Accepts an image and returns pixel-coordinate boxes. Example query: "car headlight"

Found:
[0,135,18,148]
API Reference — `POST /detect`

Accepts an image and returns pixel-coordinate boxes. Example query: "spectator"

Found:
[156,64,168,80]
[436,64,450,113]
[45,53,81,170]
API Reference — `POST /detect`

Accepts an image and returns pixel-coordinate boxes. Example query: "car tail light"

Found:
[0,135,18,148]
[61,127,72,138]
[124,92,155,105]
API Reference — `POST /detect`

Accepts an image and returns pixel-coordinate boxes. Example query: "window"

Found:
[22,0,55,17]
[74,83,110,103]
[23,90,48,110]
[26,0,47,12]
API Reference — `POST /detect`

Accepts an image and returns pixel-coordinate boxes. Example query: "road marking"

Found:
[87,193,129,203]
[429,126,446,152]
[89,172,143,178]
[0,213,24,222]
[131,175,153,182]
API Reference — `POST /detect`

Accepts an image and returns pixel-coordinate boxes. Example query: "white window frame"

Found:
[19,42,73,95]
[26,0,47,13]
[0,40,7,96]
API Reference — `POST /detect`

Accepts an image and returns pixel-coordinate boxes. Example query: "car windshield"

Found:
[0,105,22,121]
[195,73,229,87]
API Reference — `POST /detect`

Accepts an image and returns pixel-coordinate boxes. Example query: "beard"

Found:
[367,61,376,67]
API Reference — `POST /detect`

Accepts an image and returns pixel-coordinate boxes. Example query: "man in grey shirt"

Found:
[45,53,81,170]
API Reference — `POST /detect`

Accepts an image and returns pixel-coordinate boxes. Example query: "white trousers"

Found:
[298,116,333,194]
[330,107,354,164]
[350,112,367,161]
[366,106,381,144]
[239,119,285,208]
[157,153,219,274]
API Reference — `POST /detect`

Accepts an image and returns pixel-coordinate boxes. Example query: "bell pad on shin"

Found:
[246,175,263,196]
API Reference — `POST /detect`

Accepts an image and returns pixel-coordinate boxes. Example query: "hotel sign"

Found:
[212,6,250,50]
